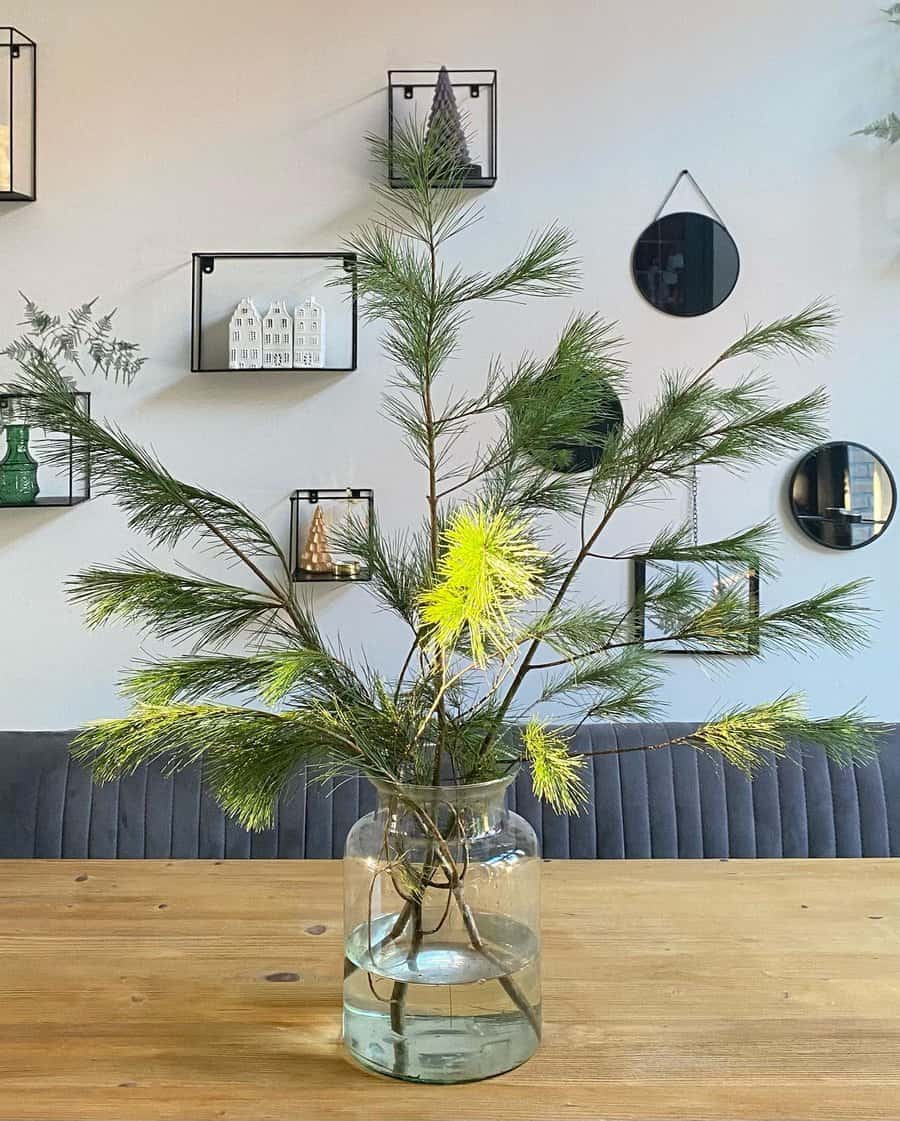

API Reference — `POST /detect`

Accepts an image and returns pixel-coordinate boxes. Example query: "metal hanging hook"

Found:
[653,169,727,225]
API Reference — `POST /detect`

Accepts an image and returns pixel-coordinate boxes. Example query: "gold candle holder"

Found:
[332,560,360,579]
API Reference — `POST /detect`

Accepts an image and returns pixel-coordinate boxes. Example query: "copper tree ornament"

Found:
[299,505,334,573]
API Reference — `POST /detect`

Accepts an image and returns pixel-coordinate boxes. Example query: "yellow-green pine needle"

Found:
[522,719,587,814]
[419,507,546,665]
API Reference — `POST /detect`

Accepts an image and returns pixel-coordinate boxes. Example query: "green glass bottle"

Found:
[0,424,40,505]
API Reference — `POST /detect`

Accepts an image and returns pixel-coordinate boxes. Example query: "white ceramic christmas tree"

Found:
[228,298,263,370]
[293,296,326,368]
[261,300,293,369]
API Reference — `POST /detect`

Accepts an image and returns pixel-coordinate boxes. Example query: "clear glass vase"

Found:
[343,772,541,1083]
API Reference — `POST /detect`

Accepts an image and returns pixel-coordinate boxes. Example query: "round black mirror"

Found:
[789,442,896,550]
[631,211,740,317]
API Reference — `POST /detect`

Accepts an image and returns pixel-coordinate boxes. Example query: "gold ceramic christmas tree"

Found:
[299,505,333,573]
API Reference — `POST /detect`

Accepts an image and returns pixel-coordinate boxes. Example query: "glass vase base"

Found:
[343,914,540,1083]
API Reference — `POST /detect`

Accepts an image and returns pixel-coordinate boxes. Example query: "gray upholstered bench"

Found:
[1,724,898,859]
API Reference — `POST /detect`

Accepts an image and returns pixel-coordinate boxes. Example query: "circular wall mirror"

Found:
[631,211,740,317]
[789,442,896,550]
[529,389,624,475]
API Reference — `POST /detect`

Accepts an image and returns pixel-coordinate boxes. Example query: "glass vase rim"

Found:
[369,767,519,800]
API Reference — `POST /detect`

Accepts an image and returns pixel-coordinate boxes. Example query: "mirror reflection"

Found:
[790,442,896,550]
[632,211,739,317]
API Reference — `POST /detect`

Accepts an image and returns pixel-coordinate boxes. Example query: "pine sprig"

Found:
[72,704,338,830]
[679,695,887,774]
[522,720,587,813]
[635,520,780,579]
[121,647,363,708]
[712,300,837,365]
[69,562,284,648]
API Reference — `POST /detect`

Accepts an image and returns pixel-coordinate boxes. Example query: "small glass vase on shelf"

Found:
[0,391,91,508]
[0,422,39,504]
[343,771,541,1083]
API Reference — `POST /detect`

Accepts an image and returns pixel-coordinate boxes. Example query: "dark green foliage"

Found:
[633,521,780,579]
[2,120,886,826]
[69,562,284,647]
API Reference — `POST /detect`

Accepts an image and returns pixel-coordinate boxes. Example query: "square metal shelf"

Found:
[388,69,497,189]
[191,252,358,373]
[0,28,36,203]
[0,391,91,507]
[290,488,374,583]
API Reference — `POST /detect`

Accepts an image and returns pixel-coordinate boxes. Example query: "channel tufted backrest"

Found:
[1,724,898,858]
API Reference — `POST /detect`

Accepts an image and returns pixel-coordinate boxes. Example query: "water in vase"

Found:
[343,910,541,1083]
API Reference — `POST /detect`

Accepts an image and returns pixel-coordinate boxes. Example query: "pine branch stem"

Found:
[483,475,640,746]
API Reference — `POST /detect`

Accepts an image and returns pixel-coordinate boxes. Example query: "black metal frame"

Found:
[387,69,498,189]
[0,391,91,508]
[632,558,760,656]
[788,440,898,551]
[289,488,374,583]
[0,28,36,202]
[190,252,358,373]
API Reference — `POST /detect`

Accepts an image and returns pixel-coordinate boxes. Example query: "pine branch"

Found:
[630,520,780,579]
[675,696,885,773]
[571,696,889,775]
[487,306,843,740]
[711,300,837,366]
[753,580,874,657]
[455,225,581,302]
[522,720,587,813]
[69,561,285,648]
[525,602,622,659]
[4,359,290,576]
[121,646,365,708]
[72,705,345,831]
[333,515,433,630]
[536,647,662,715]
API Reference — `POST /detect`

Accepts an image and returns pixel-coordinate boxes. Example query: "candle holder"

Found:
[0,29,36,202]
[289,489,374,583]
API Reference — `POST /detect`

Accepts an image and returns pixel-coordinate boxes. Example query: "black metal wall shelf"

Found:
[388,69,497,189]
[191,252,358,373]
[0,392,91,507]
[0,28,36,202]
[290,488,374,583]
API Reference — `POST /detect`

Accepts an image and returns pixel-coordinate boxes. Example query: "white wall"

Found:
[0,0,897,730]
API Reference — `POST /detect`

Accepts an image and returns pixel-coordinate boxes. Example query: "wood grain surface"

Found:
[0,859,897,1120]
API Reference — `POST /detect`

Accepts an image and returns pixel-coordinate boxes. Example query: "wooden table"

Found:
[0,860,897,1120]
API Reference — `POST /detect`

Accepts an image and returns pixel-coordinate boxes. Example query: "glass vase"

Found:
[0,424,39,505]
[343,772,541,1083]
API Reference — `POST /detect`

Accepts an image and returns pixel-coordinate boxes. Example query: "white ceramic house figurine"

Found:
[261,300,293,369]
[293,296,326,368]
[228,298,263,370]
